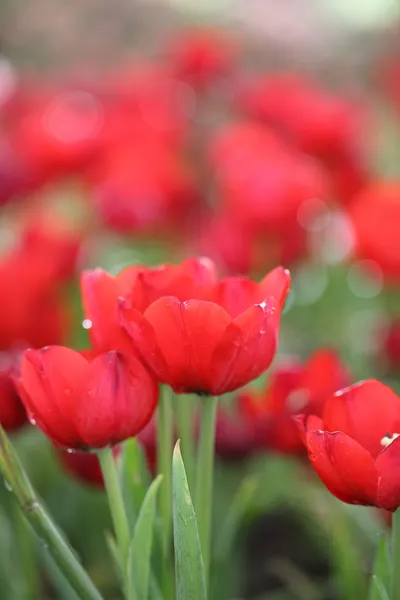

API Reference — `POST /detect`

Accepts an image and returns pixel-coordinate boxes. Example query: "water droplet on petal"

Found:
[82,319,92,330]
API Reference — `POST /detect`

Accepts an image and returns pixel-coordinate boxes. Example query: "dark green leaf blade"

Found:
[172,441,206,600]
[127,475,163,600]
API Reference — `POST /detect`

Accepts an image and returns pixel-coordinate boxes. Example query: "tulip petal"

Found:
[299,349,349,415]
[213,301,278,394]
[323,380,400,458]
[80,268,137,353]
[259,266,291,309]
[119,300,170,381]
[20,347,88,447]
[306,428,377,505]
[144,297,232,393]
[376,437,400,511]
[213,276,260,318]
[76,352,159,447]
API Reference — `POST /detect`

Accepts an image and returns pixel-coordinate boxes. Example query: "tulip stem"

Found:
[391,509,400,599]
[99,448,130,571]
[157,386,174,560]
[195,394,218,590]
[14,501,38,600]
[175,394,195,492]
[0,426,103,600]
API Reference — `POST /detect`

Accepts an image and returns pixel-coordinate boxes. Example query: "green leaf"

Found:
[172,441,207,600]
[370,577,390,600]
[104,531,122,583]
[119,438,151,530]
[127,475,163,600]
[215,476,257,561]
[368,535,391,600]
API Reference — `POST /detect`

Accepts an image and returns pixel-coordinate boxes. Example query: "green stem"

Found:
[14,502,38,600]
[99,448,130,570]
[391,510,400,599]
[157,386,173,558]
[0,426,103,600]
[175,394,195,492]
[195,395,218,589]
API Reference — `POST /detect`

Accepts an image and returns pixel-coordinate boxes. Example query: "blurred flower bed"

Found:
[1,12,400,600]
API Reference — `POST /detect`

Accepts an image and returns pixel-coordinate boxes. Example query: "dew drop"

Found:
[82,319,92,330]
[4,480,12,492]
[66,448,76,455]
[29,418,37,426]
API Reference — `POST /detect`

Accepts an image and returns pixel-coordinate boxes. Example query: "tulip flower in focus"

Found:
[18,346,158,449]
[239,349,349,454]
[56,448,120,488]
[82,257,290,395]
[298,380,400,510]
[348,182,400,280]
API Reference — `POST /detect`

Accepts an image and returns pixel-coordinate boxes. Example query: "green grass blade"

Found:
[172,441,207,600]
[127,475,163,600]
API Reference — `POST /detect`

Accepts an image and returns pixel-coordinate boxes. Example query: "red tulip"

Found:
[382,318,400,369]
[18,214,82,282]
[348,182,400,280]
[18,346,159,449]
[298,380,400,510]
[81,257,218,353]
[239,349,349,454]
[168,28,237,89]
[0,251,68,350]
[214,408,259,461]
[88,138,198,234]
[238,74,365,162]
[56,448,119,488]
[119,265,290,395]
[210,122,329,231]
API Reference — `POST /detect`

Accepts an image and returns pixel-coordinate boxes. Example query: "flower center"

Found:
[380,433,400,448]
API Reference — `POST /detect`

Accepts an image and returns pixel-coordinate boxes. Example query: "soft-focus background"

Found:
[1,1,400,598]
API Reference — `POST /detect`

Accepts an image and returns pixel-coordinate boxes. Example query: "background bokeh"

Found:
[1,1,400,599]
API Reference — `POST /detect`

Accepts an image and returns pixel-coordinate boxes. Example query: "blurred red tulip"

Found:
[88,139,198,234]
[239,349,349,454]
[298,380,400,511]
[214,407,259,461]
[18,214,82,282]
[19,346,159,449]
[56,447,120,488]
[238,74,368,202]
[382,318,400,369]
[210,122,329,232]
[168,28,237,90]
[0,251,68,350]
[348,182,400,280]
[0,351,27,431]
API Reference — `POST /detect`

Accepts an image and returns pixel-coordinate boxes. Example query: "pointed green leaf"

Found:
[119,438,151,530]
[173,441,207,600]
[127,475,163,600]
[370,577,390,600]
[369,536,391,600]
